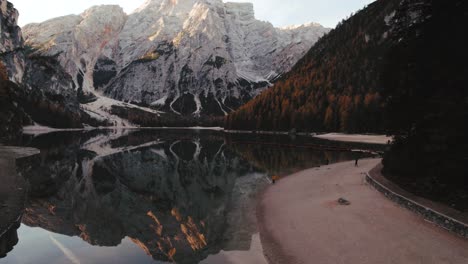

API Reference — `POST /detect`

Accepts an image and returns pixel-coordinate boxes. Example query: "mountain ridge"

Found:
[23,0,329,117]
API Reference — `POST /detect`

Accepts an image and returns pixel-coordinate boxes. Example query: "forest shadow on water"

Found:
[0,129,376,264]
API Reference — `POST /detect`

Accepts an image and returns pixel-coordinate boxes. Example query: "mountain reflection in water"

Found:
[1,129,370,264]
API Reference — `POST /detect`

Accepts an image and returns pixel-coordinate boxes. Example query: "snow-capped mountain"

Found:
[23,0,329,116]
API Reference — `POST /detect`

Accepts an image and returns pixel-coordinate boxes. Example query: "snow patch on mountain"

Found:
[23,0,330,117]
[81,91,163,127]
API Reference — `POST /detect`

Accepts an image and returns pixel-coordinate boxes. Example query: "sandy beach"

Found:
[258,159,468,264]
[314,133,392,145]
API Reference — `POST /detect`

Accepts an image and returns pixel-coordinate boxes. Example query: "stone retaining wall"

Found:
[366,169,468,239]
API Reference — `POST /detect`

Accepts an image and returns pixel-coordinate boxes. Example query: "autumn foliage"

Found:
[225,0,399,133]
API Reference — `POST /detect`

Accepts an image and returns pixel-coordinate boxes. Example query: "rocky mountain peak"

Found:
[81,5,125,19]
[224,2,255,20]
[23,0,330,118]
[135,0,197,14]
[0,0,19,30]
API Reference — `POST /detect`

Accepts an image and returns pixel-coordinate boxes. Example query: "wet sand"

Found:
[258,159,468,264]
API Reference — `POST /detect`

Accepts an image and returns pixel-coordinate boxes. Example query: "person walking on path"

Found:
[355,157,359,167]
[272,175,280,184]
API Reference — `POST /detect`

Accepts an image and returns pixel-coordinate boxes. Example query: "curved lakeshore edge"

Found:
[256,159,468,264]
[256,193,296,264]
[255,159,384,264]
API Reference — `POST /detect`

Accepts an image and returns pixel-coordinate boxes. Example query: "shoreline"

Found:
[225,130,391,145]
[257,159,468,264]
[313,133,392,145]
[22,125,224,136]
[23,125,390,146]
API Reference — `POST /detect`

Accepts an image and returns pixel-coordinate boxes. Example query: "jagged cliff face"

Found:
[23,6,127,96]
[0,0,103,135]
[0,0,24,83]
[0,0,29,141]
[23,0,329,116]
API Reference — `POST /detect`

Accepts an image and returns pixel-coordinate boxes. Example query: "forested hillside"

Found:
[225,0,402,132]
[382,0,468,210]
[226,0,468,209]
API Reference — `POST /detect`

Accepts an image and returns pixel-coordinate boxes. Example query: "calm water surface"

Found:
[0,129,374,264]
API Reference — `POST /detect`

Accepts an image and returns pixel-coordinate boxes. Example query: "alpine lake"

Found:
[0,129,382,264]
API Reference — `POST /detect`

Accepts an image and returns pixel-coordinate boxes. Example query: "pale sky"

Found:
[11,0,375,28]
